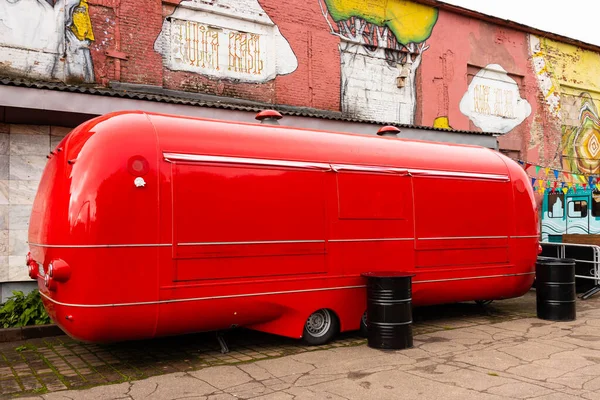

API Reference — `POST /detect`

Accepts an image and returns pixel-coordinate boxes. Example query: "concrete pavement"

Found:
[11,291,600,400]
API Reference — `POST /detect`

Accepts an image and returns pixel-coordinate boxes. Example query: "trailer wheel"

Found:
[359,311,368,338]
[302,309,338,345]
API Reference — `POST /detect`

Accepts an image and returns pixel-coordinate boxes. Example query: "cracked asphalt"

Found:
[7,290,600,399]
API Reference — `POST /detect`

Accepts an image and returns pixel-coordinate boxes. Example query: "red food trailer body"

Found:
[26,111,539,344]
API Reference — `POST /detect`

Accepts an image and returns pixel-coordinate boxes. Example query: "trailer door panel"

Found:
[330,171,414,274]
[171,162,327,281]
[413,176,511,268]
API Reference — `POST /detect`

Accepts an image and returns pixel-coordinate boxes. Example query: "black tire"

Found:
[359,310,368,338]
[302,309,339,345]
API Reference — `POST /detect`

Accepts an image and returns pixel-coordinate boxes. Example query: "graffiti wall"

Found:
[0,0,95,83]
[459,64,531,134]
[154,0,298,83]
[529,35,600,182]
[1,0,600,163]
[319,0,437,125]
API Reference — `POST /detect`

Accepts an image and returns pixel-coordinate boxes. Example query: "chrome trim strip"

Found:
[163,153,510,181]
[413,272,535,284]
[510,235,539,239]
[418,236,508,241]
[29,243,171,248]
[329,238,414,243]
[163,153,331,171]
[409,168,510,181]
[331,164,408,174]
[179,240,325,246]
[39,285,366,308]
[29,236,532,248]
[39,272,535,308]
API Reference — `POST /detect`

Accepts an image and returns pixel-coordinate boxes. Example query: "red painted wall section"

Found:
[420,10,540,158]
[259,0,341,111]
[88,2,117,85]
[88,0,163,86]
[118,0,164,85]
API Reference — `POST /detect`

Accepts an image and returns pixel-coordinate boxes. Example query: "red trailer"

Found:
[26,110,539,344]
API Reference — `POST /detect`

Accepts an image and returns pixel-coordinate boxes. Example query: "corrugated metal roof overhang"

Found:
[0,78,499,149]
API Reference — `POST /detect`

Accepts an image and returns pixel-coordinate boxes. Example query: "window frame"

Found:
[568,200,588,219]
[547,193,565,219]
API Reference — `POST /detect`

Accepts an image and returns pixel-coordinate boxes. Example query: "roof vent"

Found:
[377,125,400,137]
[256,110,283,125]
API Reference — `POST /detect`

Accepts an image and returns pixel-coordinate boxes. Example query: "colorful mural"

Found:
[530,36,561,119]
[0,0,95,82]
[562,93,600,175]
[154,0,298,83]
[529,35,600,181]
[319,0,438,125]
[459,64,531,134]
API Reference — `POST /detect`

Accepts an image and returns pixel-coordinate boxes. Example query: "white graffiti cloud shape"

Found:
[154,0,298,83]
[459,64,531,134]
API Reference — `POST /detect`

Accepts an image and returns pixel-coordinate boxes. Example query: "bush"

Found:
[0,290,51,328]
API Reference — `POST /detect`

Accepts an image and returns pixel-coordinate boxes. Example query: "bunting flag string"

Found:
[514,159,600,195]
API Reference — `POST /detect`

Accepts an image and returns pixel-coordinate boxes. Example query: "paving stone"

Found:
[238,363,275,381]
[189,366,253,390]
[254,358,315,378]
[0,291,588,399]
[505,363,565,380]
[582,392,600,400]
[452,349,524,371]
[128,372,216,399]
[486,382,555,398]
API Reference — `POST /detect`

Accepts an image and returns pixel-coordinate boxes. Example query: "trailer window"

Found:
[547,193,564,218]
[568,200,588,218]
[593,193,600,217]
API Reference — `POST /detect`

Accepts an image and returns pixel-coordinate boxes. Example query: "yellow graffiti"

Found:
[385,1,438,45]
[473,84,491,115]
[176,21,220,70]
[545,39,600,93]
[472,84,515,119]
[324,0,438,45]
[228,32,263,75]
[433,116,453,130]
[70,0,95,41]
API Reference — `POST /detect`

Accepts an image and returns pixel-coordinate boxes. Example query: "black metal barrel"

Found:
[361,272,414,350]
[536,257,576,321]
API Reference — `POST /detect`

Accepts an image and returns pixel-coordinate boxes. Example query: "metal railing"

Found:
[540,242,600,299]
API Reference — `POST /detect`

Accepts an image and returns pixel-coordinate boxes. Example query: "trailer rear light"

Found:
[127,156,149,176]
[28,262,38,279]
[538,244,543,255]
[44,274,57,291]
[26,252,33,266]
[48,259,71,282]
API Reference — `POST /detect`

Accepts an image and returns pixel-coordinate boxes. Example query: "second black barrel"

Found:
[361,271,415,350]
[536,257,576,321]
